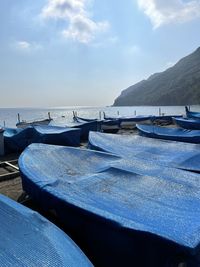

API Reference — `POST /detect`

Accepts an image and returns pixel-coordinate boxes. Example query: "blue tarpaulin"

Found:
[4,126,81,153]
[136,124,200,143]
[0,193,92,266]
[19,143,200,266]
[88,131,200,172]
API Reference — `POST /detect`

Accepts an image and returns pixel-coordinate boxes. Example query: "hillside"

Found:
[113,47,200,106]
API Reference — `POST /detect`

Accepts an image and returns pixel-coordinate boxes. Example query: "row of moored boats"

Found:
[1,106,200,266]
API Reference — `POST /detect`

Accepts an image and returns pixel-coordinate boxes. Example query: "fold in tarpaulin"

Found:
[4,126,81,153]
[19,143,200,266]
[0,193,92,267]
[88,131,200,172]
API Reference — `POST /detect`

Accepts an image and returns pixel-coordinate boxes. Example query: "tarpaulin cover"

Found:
[19,143,200,266]
[34,125,81,146]
[88,131,200,172]
[67,121,100,140]
[174,117,200,130]
[4,126,81,153]
[0,193,92,267]
[136,124,200,143]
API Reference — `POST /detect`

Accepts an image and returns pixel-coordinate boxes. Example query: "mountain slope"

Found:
[114,47,200,106]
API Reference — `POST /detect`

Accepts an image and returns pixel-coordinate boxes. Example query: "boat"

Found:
[103,113,153,128]
[136,124,200,144]
[4,126,81,153]
[0,193,92,266]
[185,106,200,119]
[173,117,200,130]
[67,120,100,140]
[88,131,200,172]
[16,112,52,128]
[19,143,200,266]
[73,114,120,133]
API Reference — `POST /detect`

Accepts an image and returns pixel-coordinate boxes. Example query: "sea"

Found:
[0,105,200,128]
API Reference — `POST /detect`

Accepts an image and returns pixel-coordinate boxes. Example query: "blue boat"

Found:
[185,106,200,119]
[73,115,120,133]
[19,143,200,266]
[136,124,200,143]
[0,193,92,266]
[69,120,100,140]
[104,113,153,128]
[34,125,81,146]
[4,127,40,153]
[4,126,81,153]
[88,131,200,172]
[173,117,200,130]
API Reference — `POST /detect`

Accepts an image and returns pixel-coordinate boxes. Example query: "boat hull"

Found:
[19,143,200,266]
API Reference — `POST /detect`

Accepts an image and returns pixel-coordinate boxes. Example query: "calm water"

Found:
[0,105,200,128]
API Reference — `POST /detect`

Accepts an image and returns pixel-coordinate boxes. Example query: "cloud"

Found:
[14,41,42,52]
[41,0,110,43]
[137,0,200,28]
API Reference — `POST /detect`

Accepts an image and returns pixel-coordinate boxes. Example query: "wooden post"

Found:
[17,113,20,123]
[99,111,101,120]
[159,108,161,116]
[134,110,136,116]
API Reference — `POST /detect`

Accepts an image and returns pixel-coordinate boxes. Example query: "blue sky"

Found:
[1,0,200,107]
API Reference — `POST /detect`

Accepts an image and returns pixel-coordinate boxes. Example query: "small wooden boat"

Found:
[0,193,92,267]
[136,124,200,143]
[185,106,200,119]
[173,117,200,130]
[16,112,52,128]
[19,143,200,266]
[88,131,200,172]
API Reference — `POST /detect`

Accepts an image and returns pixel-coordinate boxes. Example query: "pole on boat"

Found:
[48,112,51,120]
[17,113,21,123]
[3,121,5,128]
[159,108,161,116]
[99,111,101,120]
[134,110,136,116]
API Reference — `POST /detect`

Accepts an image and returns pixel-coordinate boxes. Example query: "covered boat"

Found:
[173,117,200,130]
[16,112,52,128]
[88,131,200,172]
[73,115,120,133]
[0,193,92,266]
[34,125,81,146]
[136,124,200,143]
[68,120,100,140]
[185,106,200,119]
[19,143,200,266]
[103,113,153,128]
[4,126,81,153]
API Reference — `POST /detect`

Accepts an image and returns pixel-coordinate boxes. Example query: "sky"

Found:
[1,0,200,107]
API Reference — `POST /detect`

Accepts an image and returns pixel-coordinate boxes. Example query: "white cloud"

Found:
[14,41,42,52]
[137,0,200,28]
[41,0,110,43]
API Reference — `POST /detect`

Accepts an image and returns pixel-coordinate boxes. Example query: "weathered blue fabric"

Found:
[19,143,200,266]
[174,117,200,130]
[68,121,100,140]
[137,124,200,143]
[4,126,81,153]
[186,106,200,119]
[34,125,81,146]
[88,131,200,172]
[0,193,92,267]
[4,127,40,153]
